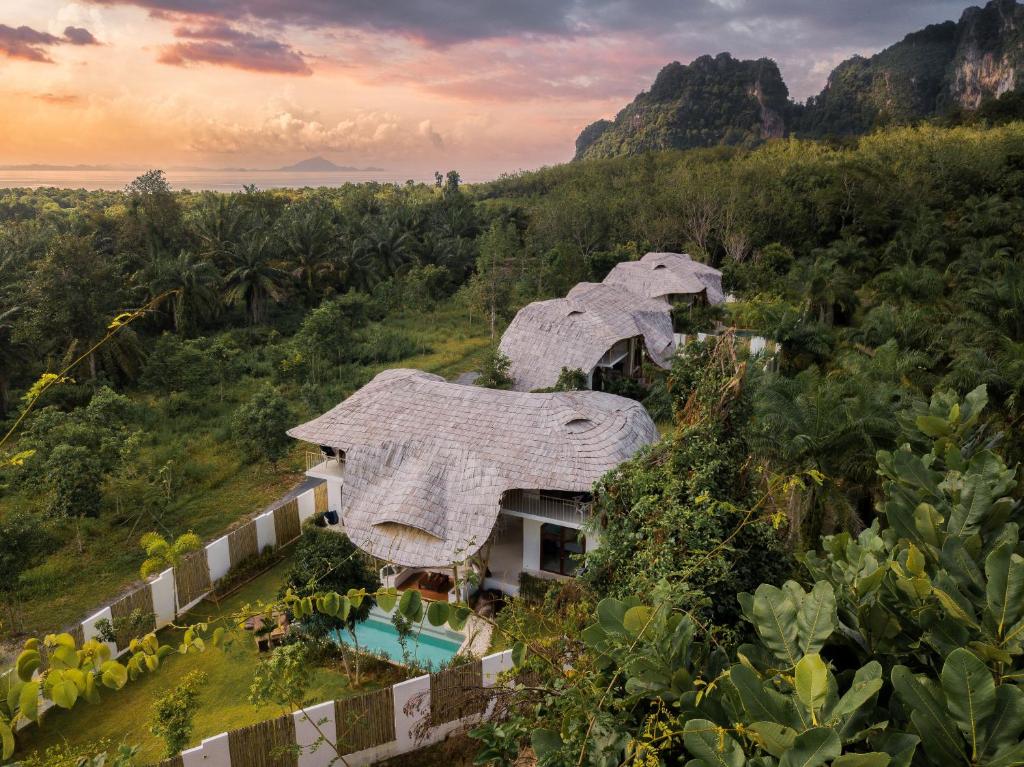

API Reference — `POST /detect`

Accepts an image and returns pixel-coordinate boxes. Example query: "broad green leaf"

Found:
[18,680,39,722]
[947,452,1008,538]
[531,728,562,759]
[795,654,829,717]
[916,414,952,438]
[49,644,78,670]
[941,648,996,759]
[48,632,76,649]
[933,587,978,627]
[15,650,39,683]
[398,589,423,622]
[426,600,449,627]
[979,683,1024,758]
[4,675,23,717]
[778,727,840,767]
[827,661,883,724]
[986,543,1024,635]
[376,587,397,613]
[83,671,100,705]
[797,582,836,656]
[682,718,744,767]
[892,666,964,764]
[729,665,792,725]
[751,583,800,667]
[831,754,890,767]
[0,720,13,761]
[48,672,79,709]
[100,661,128,690]
[747,721,796,757]
[448,605,471,631]
[597,598,629,634]
[623,606,653,637]
[987,741,1024,767]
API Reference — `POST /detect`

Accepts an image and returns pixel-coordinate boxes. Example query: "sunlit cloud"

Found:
[0,23,99,62]
[158,21,311,74]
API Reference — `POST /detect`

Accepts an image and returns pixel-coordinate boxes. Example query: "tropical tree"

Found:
[136,249,219,335]
[277,200,338,305]
[222,233,290,325]
[188,192,247,268]
[0,305,27,417]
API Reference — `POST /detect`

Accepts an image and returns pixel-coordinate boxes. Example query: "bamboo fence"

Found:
[228,521,260,568]
[109,583,156,650]
[227,714,298,767]
[274,499,302,545]
[429,661,486,726]
[333,687,396,753]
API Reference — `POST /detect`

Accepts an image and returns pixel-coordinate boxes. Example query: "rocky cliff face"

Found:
[574,53,792,160]
[948,0,1022,108]
[574,0,1024,158]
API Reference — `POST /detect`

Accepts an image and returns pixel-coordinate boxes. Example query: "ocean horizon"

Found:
[0,168,450,192]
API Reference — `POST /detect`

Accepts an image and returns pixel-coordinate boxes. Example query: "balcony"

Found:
[304,451,345,481]
[499,489,591,527]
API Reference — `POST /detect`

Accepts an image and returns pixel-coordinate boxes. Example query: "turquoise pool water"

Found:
[333,616,463,668]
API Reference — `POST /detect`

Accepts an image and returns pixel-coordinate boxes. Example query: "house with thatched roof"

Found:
[498,282,675,393]
[603,252,726,313]
[290,369,657,597]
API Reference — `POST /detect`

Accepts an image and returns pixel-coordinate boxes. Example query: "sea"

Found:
[0,169,439,192]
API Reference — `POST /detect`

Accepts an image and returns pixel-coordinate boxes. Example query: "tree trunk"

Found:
[75,516,84,554]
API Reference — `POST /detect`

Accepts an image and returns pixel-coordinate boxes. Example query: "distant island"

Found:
[276,155,383,172]
[0,156,385,173]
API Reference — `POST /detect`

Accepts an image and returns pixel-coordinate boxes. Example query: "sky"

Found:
[0,0,973,179]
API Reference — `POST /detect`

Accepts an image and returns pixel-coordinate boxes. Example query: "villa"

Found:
[498,281,675,392]
[603,252,726,330]
[289,368,658,598]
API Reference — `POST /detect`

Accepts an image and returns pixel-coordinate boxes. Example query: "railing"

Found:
[306,451,346,478]
[499,489,591,526]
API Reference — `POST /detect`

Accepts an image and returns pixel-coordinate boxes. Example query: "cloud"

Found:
[189,110,447,157]
[63,26,100,45]
[33,92,83,105]
[0,23,99,62]
[158,21,311,74]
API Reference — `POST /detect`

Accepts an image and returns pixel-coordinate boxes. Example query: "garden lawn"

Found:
[14,555,404,764]
[1,302,490,657]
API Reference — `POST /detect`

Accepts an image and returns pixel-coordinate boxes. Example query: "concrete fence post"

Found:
[150,568,177,629]
[293,700,337,767]
[205,535,231,584]
[297,488,316,523]
[391,674,431,751]
[255,510,277,553]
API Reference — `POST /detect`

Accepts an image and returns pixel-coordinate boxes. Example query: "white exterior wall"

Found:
[206,534,231,583]
[182,732,231,767]
[522,518,543,572]
[81,606,116,656]
[326,480,342,518]
[391,675,430,751]
[150,568,177,628]
[255,511,277,553]
[298,487,317,523]
[294,700,337,767]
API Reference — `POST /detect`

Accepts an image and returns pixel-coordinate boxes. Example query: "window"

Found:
[540,523,586,576]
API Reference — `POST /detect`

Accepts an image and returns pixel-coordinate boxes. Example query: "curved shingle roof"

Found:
[287,369,657,568]
[603,252,725,305]
[498,282,675,392]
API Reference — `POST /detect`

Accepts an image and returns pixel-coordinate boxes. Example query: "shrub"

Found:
[475,346,514,390]
[230,384,293,465]
[149,670,207,757]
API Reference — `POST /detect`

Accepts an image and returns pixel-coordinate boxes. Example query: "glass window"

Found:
[539,523,586,576]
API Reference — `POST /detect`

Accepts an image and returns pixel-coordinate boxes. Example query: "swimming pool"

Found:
[332,607,464,668]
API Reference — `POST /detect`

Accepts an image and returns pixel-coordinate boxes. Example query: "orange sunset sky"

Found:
[0,0,969,179]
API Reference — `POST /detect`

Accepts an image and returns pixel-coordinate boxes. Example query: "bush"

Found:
[149,670,207,757]
[230,384,293,465]
[475,346,514,390]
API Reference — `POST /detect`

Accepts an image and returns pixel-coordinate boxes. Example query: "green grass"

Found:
[14,555,407,764]
[1,301,490,656]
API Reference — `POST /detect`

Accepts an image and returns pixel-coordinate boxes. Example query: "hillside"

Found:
[575,0,1024,158]
[574,53,791,159]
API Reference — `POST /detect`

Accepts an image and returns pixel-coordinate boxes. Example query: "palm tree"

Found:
[277,203,337,304]
[223,234,290,325]
[353,216,416,281]
[136,248,220,335]
[0,305,27,417]
[795,255,859,325]
[188,193,247,269]
[751,369,902,544]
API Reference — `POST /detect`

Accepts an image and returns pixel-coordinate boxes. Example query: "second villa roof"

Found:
[288,369,658,568]
[498,282,675,392]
